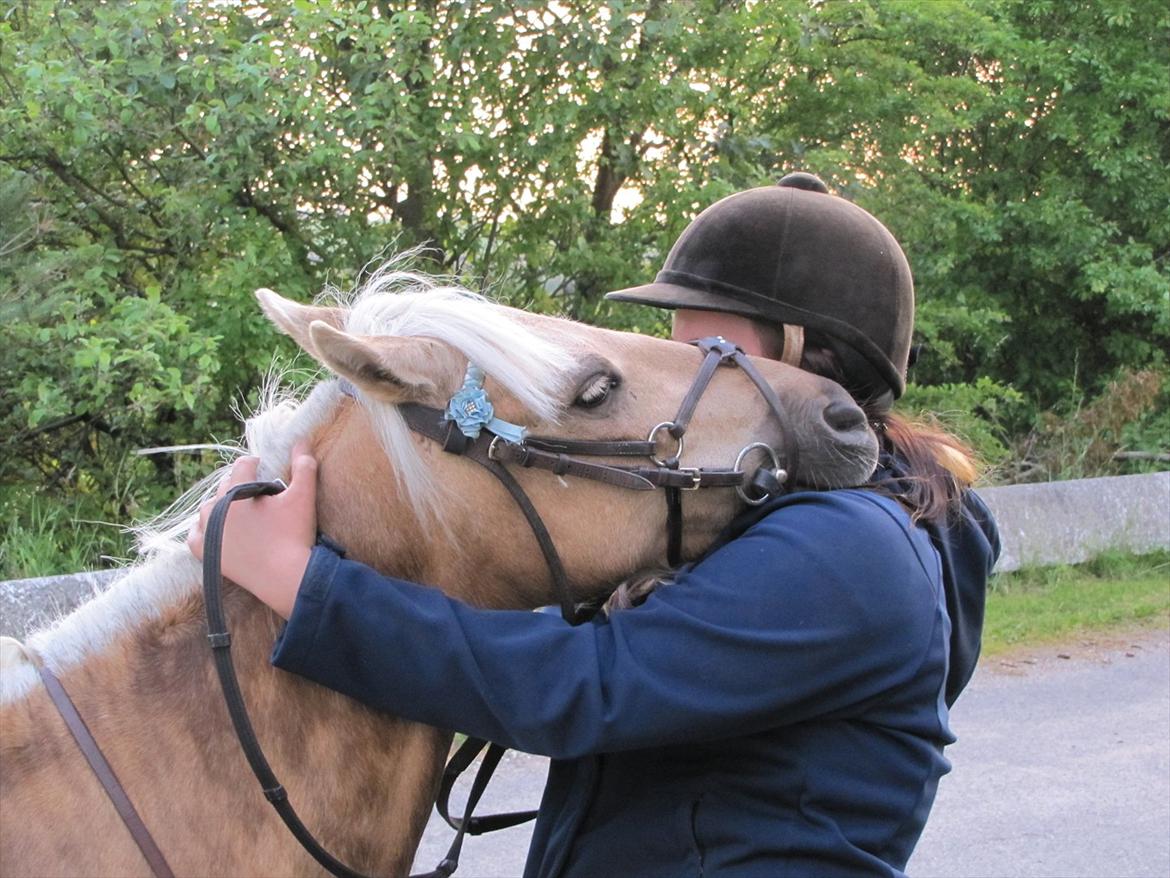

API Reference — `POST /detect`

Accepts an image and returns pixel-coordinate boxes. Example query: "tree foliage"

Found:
[1,0,1166,573]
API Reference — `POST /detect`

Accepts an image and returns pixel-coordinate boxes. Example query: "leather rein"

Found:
[37,336,802,878]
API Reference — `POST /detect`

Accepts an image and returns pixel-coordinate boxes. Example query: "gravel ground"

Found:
[412,628,1170,878]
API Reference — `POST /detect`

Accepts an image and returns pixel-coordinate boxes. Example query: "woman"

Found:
[189,174,999,877]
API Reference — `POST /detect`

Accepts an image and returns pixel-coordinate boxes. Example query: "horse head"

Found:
[253,272,877,609]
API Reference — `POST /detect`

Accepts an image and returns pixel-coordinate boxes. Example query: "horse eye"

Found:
[574,373,619,408]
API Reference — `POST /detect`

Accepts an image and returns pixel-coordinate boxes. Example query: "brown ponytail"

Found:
[873,413,978,523]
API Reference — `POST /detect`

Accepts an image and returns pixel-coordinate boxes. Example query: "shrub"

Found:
[1008,370,1168,483]
[899,378,1030,481]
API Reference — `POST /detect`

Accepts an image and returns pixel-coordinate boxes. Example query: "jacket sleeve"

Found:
[271,490,946,760]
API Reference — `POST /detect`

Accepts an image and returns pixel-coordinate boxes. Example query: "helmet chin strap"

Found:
[781,324,804,367]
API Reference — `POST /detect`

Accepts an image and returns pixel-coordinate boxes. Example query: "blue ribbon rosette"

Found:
[444,364,527,444]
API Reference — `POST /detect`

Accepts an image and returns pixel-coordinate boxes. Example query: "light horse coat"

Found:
[0,270,878,876]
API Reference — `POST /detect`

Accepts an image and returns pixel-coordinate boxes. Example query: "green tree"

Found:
[1,0,1166,573]
[877,0,1170,407]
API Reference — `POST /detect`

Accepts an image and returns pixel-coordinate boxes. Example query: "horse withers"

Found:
[0,268,877,877]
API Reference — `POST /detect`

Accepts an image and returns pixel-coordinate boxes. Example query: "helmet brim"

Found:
[605,282,768,321]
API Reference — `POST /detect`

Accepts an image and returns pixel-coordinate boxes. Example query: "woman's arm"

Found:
[270,490,945,760]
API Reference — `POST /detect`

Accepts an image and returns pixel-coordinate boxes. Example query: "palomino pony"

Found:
[0,268,878,877]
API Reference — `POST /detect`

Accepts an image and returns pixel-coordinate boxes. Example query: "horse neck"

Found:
[314,404,557,610]
[1,549,450,876]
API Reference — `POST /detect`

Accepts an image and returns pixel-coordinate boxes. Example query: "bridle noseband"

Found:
[196,335,805,878]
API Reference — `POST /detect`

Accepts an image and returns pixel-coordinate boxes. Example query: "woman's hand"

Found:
[187,442,318,619]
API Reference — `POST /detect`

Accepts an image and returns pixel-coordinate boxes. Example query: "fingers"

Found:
[209,455,258,505]
[190,455,259,560]
[230,455,260,487]
[204,456,259,519]
[186,450,312,566]
[288,443,318,498]
[186,524,203,560]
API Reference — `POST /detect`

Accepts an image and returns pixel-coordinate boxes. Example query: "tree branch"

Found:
[1113,451,1170,463]
[11,412,91,443]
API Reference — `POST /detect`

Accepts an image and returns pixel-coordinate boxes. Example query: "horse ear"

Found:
[307,321,451,404]
[255,288,345,359]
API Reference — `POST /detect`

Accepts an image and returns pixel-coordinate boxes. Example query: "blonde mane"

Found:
[332,266,575,522]
[1,266,576,702]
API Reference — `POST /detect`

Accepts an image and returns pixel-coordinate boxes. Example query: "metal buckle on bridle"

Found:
[678,467,703,490]
[734,442,787,506]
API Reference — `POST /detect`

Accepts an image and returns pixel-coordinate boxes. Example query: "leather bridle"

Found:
[387,335,799,624]
[32,659,176,877]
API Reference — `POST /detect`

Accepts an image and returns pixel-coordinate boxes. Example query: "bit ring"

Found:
[647,422,684,467]
[734,442,785,506]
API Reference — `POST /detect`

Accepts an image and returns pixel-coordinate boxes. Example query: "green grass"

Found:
[983,550,1170,657]
[0,493,132,580]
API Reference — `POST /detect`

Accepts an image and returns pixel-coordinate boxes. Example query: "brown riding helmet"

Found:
[605,173,914,410]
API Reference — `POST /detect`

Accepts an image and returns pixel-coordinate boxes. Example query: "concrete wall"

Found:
[1,569,121,640]
[980,471,1169,572]
[1,473,1166,640]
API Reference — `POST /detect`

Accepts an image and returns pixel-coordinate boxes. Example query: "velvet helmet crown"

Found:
[606,173,914,409]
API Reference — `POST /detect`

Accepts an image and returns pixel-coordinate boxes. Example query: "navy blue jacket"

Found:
[271,486,998,877]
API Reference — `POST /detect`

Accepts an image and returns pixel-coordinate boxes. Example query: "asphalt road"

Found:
[412,629,1170,878]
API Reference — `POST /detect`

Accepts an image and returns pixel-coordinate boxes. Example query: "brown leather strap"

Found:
[492,442,658,490]
[666,339,737,439]
[731,351,800,479]
[665,486,683,566]
[524,436,657,457]
[481,436,749,491]
[456,436,747,492]
[468,445,582,624]
[628,465,745,490]
[401,404,657,459]
[398,403,583,622]
[400,403,748,492]
[36,664,175,878]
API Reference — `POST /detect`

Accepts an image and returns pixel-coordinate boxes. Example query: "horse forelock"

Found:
[336,265,576,421]
[317,266,579,525]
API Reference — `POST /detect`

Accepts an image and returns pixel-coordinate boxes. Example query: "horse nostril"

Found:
[824,401,866,432]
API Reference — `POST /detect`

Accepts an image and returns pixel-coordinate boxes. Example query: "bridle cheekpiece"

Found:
[388,334,800,620]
